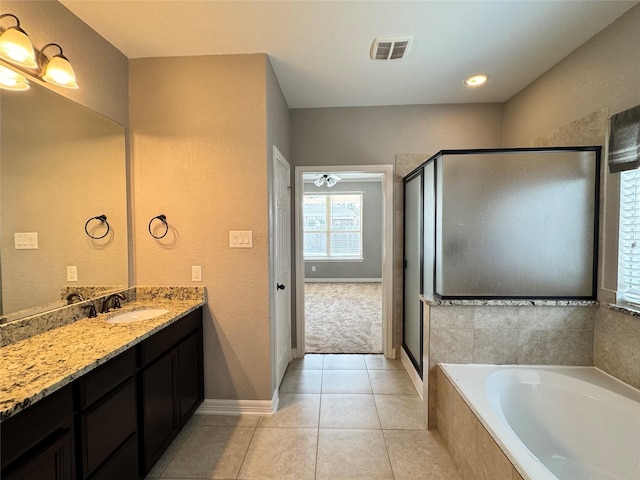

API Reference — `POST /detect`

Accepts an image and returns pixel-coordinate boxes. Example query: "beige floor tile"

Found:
[145,422,196,478]
[191,413,260,428]
[322,369,372,394]
[280,368,323,393]
[257,393,320,428]
[319,394,381,429]
[289,354,324,370]
[383,429,461,480]
[369,369,418,394]
[364,354,403,370]
[161,426,255,479]
[323,354,366,369]
[238,428,317,480]
[316,429,394,480]
[375,395,426,429]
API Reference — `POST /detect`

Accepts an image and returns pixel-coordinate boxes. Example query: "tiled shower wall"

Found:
[595,306,640,389]
[424,304,597,427]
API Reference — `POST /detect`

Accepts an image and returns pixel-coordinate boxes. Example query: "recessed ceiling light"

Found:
[464,74,489,87]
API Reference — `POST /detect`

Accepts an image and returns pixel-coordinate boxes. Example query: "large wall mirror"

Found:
[1,79,128,322]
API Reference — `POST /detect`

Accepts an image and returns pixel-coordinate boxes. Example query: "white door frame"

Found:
[294,164,395,358]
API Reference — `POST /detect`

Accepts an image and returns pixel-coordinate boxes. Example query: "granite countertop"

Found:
[0,292,206,422]
[419,294,598,307]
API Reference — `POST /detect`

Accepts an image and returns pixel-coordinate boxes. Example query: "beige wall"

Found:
[291,104,504,167]
[2,0,129,126]
[130,54,281,401]
[502,4,640,147]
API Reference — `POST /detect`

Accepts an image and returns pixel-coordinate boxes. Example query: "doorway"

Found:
[294,165,394,358]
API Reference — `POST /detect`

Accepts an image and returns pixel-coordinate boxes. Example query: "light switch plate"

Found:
[15,232,38,249]
[229,231,253,248]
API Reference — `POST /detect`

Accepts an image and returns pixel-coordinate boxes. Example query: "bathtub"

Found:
[440,364,640,480]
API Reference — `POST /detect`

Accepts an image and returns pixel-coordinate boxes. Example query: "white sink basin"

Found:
[105,308,169,324]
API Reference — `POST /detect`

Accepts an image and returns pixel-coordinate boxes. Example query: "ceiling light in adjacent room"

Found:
[314,174,341,187]
[464,74,489,87]
[0,14,37,68]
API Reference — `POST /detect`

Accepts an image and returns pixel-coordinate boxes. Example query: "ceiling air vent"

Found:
[370,36,413,60]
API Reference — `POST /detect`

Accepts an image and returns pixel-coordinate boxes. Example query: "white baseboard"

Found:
[401,347,423,399]
[304,278,382,283]
[196,389,279,416]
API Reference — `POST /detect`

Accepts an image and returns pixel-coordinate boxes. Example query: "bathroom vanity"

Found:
[0,289,205,480]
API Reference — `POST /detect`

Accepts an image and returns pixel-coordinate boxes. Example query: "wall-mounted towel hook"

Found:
[84,214,110,239]
[149,214,169,239]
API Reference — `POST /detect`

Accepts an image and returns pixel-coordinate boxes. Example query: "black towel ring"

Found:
[148,214,169,239]
[84,214,110,239]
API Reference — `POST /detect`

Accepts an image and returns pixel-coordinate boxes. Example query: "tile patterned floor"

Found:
[146,354,461,480]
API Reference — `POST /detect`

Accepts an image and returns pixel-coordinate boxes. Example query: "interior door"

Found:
[273,146,292,387]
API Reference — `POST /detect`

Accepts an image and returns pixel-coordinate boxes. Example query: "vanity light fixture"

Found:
[314,174,341,187]
[0,64,29,91]
[464,73,489,87]
[40,43,78,89]
[0,14,37,69]
[0,13,78,89]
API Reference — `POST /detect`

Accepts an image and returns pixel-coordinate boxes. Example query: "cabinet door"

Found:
[141,349,179,472]
[178,331,204,425]
[3,429,74,480]
[81,379,137,478]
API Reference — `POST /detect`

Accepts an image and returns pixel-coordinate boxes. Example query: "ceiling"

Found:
[59,0,638,109]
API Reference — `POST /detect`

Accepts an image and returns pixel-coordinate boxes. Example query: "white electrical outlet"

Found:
[192,266,202,282]
[67,266,78,282]
[312,265,316,272]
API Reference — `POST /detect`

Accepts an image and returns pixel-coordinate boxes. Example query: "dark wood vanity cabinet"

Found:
[0,307,204,480]
[1,385,75,480]
[139,309,204,474]
[77,349,138,480]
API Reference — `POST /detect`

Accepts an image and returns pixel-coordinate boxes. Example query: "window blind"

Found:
[618,168,640,304]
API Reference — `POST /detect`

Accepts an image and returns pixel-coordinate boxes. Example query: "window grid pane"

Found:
[303,192,363,258]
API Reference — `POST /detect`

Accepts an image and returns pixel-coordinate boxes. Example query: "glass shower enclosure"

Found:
[402,147,600,376]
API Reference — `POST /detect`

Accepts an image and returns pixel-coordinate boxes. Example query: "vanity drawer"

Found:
[140,309,201,367]
[1,384,74,470]
[78,349,136,409]
[80,379,136,479]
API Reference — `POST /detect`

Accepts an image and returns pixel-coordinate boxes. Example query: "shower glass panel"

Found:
[435,148,599,298]
[403,169,423,375]
[423,161,435,296]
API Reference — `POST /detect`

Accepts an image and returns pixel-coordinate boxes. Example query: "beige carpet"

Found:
[304,282,382,354]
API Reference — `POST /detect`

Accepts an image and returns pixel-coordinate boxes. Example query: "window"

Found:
[618,168,640,304]
[303,193,363,259]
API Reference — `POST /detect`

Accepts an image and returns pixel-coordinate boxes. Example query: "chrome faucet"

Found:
[66,292,85,304]
[101,293,125,314]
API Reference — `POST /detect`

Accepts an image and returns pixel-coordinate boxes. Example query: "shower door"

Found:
[403,168,423,376]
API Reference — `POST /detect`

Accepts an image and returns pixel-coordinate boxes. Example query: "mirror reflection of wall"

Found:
[0,81,128,320]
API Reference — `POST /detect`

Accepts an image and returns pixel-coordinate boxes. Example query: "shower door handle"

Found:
[277,283,286,290]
